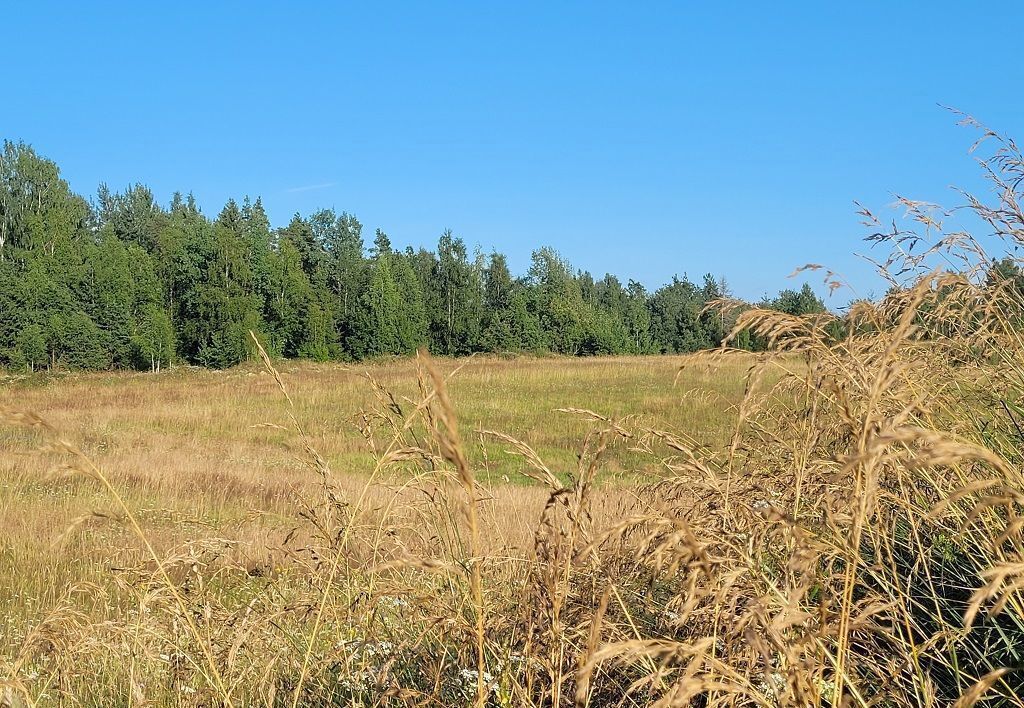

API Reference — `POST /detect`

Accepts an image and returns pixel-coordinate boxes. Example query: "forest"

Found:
[0,140,830,371]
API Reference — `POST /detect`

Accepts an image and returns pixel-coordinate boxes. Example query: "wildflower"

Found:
[457,668,497,696]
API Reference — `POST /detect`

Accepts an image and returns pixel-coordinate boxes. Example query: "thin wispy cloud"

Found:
[284,181,337,194]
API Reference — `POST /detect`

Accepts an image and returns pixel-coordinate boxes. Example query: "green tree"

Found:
[96,183,165,252]
[266,235,337,360]
[179,200,267,368]
[771,283,827,316]
[480,252,544,352]
[12,323,46,371]
[133,304,175,371]
[87,233,148,367]
[428,230,484,355]
[241,196,273,301]
[649,275,708,353]
[624,280,654,353]
[528,246,589,354]
[324,210,365,345]
[350,230,427,357]
[48,310,110,370]
[393,249,428,353]
[0,141,90,259]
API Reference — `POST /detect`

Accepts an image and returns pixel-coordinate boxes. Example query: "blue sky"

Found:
[5,2,1021,302]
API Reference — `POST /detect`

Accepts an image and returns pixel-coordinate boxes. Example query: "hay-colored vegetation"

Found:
[0,353,755,705]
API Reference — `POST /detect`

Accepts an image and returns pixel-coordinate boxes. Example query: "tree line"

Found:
[0,140,831,371]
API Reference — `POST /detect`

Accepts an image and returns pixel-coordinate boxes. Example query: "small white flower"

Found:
[458,668,497,694]
[380,596,408,610]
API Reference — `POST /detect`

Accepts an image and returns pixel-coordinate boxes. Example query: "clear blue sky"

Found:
[5,2,1021,302]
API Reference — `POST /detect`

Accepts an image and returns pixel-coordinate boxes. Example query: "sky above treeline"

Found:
[5,2,1022,303]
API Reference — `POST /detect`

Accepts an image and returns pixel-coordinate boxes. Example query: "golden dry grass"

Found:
[0,353,755,703]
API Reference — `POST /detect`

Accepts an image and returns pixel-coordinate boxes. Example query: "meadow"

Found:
[5,125,1024,706]
[0,353,759,705]
[3,267,1024,706]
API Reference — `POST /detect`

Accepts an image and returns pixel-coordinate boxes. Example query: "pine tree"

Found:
[360,232,403,356]
[393,249,428,353]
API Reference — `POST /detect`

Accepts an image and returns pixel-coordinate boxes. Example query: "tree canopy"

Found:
[0,140,837,371]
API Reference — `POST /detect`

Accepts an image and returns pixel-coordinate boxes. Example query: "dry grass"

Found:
[0,353,755,706]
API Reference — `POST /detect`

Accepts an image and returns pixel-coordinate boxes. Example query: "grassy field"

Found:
[0,352,748,488]
[8,124,1024,707]
[4,281,1024,706]
[0,353,756,701]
